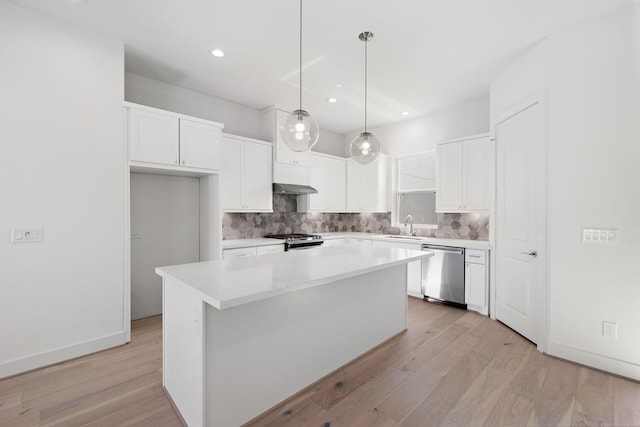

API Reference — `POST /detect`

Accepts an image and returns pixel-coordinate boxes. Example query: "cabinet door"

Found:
[273,109,311,166]
[222,247,257,259]
[179,119,220,170]
[243,141,273,211]
[274,109,295,165]
[347,160,379,211]
[256,244,284,255]
[463,137,491,211]
[220,136,243,210]
[309,154,346,211]
[465,262,486,306]
[436,141,463,211]
[129,108,179,165]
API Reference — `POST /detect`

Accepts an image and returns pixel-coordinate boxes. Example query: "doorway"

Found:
[494,93,547,348]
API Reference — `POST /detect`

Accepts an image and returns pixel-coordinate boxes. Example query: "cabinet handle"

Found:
[468,255,481,258]
[182,160,185,165]
[175,160,178,164]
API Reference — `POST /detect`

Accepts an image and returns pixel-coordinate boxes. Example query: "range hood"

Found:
[272,183,318,195]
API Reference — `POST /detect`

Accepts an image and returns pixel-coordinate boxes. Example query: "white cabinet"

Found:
[129,107,179,166]
[347,154,388,212]
[436,135,490,212]
[222,244,284,259]
[127,103,223,174]
[261,108,310,185]
[298,153,346,212]
[371,239,422,298]
[222,247,257,259]
[179,119,221,170]
[465,249,488,315]
[256,245,285,255]
[398,152,436,191]
[220,133,273,212]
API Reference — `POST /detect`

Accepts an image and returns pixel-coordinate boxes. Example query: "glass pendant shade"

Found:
[350,131,380,164]
[280,109,320,152]
[351,31,380,165]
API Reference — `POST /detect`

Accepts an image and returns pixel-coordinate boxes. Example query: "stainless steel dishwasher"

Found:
[421,244,466,307]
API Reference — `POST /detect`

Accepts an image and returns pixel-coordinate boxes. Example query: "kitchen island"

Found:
[156,245,430,426]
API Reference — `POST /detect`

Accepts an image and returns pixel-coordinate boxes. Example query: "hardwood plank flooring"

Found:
[1,299,639,427]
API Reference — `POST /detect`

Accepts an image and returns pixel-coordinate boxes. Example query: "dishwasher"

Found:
[421,244,466,307]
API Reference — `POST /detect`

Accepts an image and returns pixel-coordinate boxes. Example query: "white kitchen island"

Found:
[156,245,430,426]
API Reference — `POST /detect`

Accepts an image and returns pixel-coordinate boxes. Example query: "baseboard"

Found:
[546,341,640,381]
[0,331,127,379]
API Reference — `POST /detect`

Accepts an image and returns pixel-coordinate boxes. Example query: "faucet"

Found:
[404,214,417,236]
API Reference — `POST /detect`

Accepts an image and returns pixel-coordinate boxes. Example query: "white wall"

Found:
[0,2,126,377]
[344,97,490,158]
[126,72,263,139]
[491,4,640,379]
[130,173,200,320]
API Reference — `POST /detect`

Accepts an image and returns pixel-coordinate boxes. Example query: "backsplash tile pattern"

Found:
[222,194,489,241]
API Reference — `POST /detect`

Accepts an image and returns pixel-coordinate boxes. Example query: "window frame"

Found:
[395,188,438,229]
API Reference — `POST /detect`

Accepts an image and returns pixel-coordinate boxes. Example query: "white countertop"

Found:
[222,232,492,250]
[156,245,430,310]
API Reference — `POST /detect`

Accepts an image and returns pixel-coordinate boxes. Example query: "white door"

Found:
[495,99,546,345]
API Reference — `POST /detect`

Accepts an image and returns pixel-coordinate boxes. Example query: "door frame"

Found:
[489,90,548,352]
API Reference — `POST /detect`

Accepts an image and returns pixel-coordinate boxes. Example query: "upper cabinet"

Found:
[436,134,491,212]
[347,154,389,213]
[220,133,273,212]
[126,103,223,175]
[397,151,436,191]
[298,153,346,213]
[260,108,310,185]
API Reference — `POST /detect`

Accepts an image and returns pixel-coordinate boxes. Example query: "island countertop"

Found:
[156,245,430,310]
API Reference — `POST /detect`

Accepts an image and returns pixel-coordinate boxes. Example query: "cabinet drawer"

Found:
[256,245,284,255]
[222,247,257,259]
[465,249,486,264]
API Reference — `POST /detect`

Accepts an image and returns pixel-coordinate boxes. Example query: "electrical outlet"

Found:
[602,321,618,338]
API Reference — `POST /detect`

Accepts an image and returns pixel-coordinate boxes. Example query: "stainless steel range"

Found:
[264,233,324,251]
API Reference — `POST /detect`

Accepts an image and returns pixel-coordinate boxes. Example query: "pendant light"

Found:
[280,0,319,152]
[350,31,380,165]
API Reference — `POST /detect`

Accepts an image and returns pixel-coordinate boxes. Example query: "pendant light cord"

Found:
[364,36,368,133]
[299,0,303,112]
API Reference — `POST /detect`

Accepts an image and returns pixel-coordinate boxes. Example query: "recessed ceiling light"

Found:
[327,97,337,103]
[336,84,342,88]
[401,111,410,116]
[211,49,225,58]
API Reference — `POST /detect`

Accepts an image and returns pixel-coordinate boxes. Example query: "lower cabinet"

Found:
[222,244,284,259]
[464,249,488,315]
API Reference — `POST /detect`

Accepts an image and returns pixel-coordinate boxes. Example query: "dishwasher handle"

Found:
[421,245,464,255]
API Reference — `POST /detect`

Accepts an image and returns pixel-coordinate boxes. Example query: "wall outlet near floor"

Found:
[11,227,43,243]
[583,228,618,245]
[602,321,618,338]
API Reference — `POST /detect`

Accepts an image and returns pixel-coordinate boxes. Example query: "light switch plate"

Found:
[582,228,618,245]
[11,227,43,243]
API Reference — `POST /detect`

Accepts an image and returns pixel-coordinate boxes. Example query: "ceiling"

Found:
[9,0,638,134]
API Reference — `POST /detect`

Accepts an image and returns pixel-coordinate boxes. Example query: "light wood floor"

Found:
[1,299,639,427]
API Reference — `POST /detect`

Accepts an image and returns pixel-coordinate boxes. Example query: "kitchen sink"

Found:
[383,235,424,240]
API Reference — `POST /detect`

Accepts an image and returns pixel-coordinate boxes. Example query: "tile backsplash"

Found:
[222,194,489,241]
